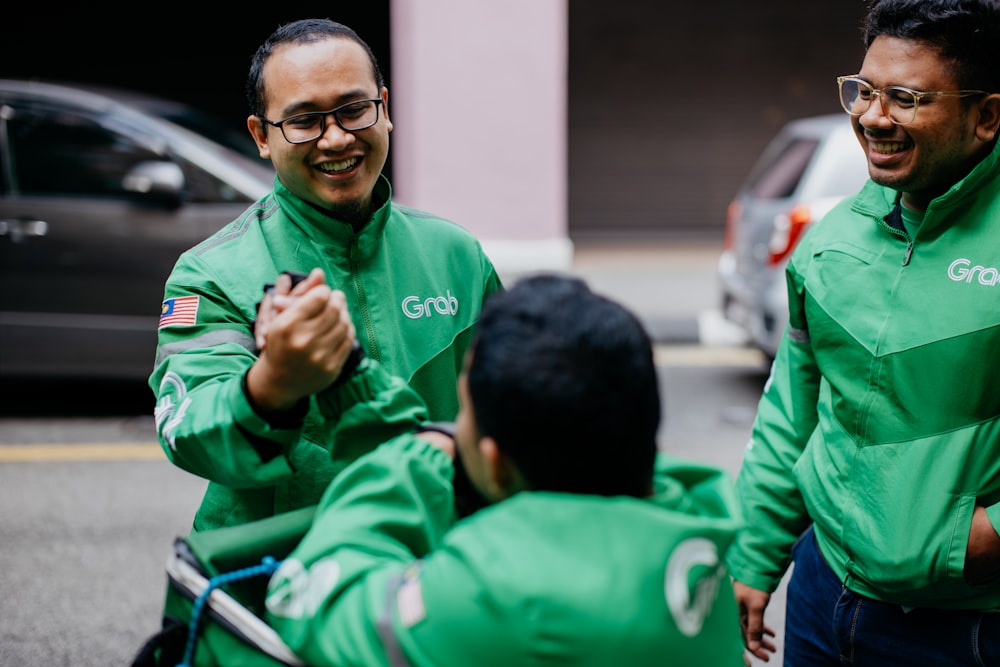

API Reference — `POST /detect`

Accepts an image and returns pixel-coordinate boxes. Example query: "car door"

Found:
[0,91,262,379]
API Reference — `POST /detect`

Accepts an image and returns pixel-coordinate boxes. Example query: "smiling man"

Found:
[725,1,1000,665]
[149,19,502,533]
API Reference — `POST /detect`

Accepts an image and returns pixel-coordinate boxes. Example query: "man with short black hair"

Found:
[265,274,746,666]
[150,18,501,533]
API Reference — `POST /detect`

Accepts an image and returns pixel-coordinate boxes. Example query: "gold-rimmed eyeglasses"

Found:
[837,75,988,125]
[260,98,383,144]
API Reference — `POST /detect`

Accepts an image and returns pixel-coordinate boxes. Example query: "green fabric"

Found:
[726,139,1000,610]
[149,175,503,531]
[154,506,319,667]
[148,361,431,667]
[899,201,924,239]
[265,440,746,666]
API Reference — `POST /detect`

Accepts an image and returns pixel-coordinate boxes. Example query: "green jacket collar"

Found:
[854,139,1000,233]
[271,174,393,250]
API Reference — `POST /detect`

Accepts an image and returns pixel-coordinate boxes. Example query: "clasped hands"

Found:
[246,268,358,413]
[248,269,461,481]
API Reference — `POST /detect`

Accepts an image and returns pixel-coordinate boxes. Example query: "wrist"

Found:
[244,365,307,425]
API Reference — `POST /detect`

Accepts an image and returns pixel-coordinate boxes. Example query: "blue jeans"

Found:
[784,526,1000,666]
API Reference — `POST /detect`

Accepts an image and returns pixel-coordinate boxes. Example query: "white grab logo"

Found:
[266,557,342,619]
[665,537,724,637]
[948,258,1000,286]
[402,290,459,319]
[154,371,192,451]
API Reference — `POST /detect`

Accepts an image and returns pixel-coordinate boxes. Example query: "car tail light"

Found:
[767,204,812,266]
[723,200,741,250]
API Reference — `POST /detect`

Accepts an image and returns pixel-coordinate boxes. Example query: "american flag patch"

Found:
[159,295,200,329]
[396,567,426,628]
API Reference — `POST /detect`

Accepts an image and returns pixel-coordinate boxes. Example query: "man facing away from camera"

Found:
[726,1,1000,664]
[264,274,747,666]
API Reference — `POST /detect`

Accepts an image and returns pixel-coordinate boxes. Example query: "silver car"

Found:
[0,79,274,380]
[717,113,869,359]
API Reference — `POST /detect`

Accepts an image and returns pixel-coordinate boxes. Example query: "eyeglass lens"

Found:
[279,100,380,143]
[839,79,917,124]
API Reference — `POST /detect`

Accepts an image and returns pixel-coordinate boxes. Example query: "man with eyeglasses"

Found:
[148,19,503,533]
[725,1,1000,665]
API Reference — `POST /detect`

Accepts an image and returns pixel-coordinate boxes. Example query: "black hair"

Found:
[862,0,1000,92]
[245,18,385,119]
[467,274,660,498]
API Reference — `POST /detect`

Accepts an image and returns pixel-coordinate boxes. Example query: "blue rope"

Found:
[176,555,282,667]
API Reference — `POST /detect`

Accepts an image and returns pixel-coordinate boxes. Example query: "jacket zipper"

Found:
[875,208,913,266]
[349,237,380,363]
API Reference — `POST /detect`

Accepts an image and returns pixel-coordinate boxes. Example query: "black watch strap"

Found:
[330,340,365,388]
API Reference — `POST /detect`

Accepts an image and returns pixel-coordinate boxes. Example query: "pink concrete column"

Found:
[390,0,570,280]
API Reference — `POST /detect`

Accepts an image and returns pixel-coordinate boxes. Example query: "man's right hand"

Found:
[732,580,777,663]
[247,268,358,412]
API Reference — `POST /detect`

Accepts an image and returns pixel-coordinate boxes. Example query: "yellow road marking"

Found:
[0,346,765,463]
[0,443,164,462]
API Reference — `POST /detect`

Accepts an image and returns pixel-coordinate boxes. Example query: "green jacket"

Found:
[266,437,745,666]
[727,139,1000,610]
[149,175,502,531]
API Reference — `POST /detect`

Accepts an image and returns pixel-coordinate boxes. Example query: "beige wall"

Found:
[390,0,571,280]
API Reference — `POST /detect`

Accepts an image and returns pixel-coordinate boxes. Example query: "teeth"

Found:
[318,157,358,173]
[871,141,908,153]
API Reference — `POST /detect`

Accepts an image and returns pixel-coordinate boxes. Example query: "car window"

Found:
[808,132,869,199]
[7,102,163,198]
[3,97,256,204]
[152,107,261,162]
[745,137,819,200]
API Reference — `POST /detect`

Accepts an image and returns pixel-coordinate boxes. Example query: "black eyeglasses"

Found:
[837,75,988,125]
[260,98,383,144]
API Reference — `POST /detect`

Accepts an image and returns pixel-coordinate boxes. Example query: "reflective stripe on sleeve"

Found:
[155,328,255,366]
[377,571,415,667]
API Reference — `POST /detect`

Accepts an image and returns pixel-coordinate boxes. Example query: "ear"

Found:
[975,94,1000,143]
[246,115,272,159]
[381,87,393,134]
[480,437,523,500]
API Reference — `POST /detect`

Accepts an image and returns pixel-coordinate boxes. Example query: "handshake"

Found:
[252,270,364,396]
[258,271,489,519]
[278,271,364,385]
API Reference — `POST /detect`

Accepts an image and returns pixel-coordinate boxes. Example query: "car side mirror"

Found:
[122,160,185,208]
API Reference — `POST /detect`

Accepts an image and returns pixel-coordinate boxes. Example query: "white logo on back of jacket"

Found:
[665,537,724,637]
[402,291,459,319]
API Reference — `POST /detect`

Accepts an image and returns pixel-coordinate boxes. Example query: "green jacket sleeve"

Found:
[265,437,455,667]
[726,249,821,593]
[313,357,433,463]
[149,254,302,487]
[150,249,433,491]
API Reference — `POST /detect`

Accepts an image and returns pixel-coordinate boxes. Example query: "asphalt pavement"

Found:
[563,235,748,347]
